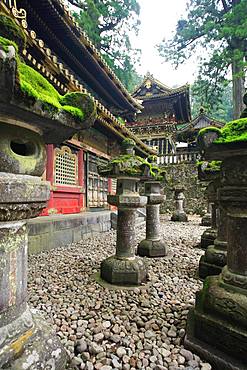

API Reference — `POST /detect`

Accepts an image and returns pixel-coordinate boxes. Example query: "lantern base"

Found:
[171,211,188,222]
[137,239,167,258]
[100,255,147,286]
[0,310,70,370]
[185,276,247,370]
[200,228,217,249]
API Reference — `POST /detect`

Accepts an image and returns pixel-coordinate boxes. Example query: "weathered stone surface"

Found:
[0,124,46,176]
[171,186,188,222]
[0,173,49,221]
[185,134,247,369]
[138,181,167,258]
[161,163,206,215]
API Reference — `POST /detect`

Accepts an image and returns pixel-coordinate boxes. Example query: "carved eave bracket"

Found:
[0,47,96,144]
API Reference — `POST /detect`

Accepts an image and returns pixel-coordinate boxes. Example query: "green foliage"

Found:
[158,0,247,116]
[191,79,233,122]
[72,0,142,91]
[0,13,26,49]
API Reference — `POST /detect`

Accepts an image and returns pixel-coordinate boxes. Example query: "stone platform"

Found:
[28,211,112,254]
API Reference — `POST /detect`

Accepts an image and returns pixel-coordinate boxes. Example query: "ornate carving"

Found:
[3,0,27,28]
[222,267,247,290]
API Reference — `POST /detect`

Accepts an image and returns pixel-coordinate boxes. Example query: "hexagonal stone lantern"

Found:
[137,180,167,258]
[99,140,164,285]
[0,20,96,369]
[171,185,188,222]
[185,115,247,369]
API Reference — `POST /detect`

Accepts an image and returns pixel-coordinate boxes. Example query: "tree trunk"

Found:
[231,58,245,119]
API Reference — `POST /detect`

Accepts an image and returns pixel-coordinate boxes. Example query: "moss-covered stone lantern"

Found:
[99,140,164,285]
[171,185,188,222]
[197,161,228,279]
[197,161,221,249]
[137,157,167,258]
[185,117,247,369]
[0,17,96,369]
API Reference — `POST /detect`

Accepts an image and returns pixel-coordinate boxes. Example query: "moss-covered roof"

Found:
[0,35,97,121]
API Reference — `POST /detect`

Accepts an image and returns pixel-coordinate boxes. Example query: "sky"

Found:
[131,0,198,87]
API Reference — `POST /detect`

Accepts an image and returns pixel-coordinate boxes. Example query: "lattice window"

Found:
[54,146,78,186]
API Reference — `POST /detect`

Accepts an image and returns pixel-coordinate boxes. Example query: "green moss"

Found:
[198,119,247,145]
[99,154,165,181]
[0,13,26,49]
[0,36,18,52]
[18,63,85,120]
[0,33,88,121]
[197,160,221,172]
[197,126,221,139]
[215,118,247,144]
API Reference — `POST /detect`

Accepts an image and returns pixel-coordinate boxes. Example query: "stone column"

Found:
[185,146,247,369]
[200,180,218,249]
[201,201,212,226]
[137,181,167,257]
[171,186,188,222]
[101,177,147,286]
[0,127,68,369]
[199,199,228,279]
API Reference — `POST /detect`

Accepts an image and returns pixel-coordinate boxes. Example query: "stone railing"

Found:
[157,151,200,165]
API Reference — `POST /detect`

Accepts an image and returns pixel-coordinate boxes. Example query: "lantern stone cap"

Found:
[0,35,96,144]
[197,117,247,160]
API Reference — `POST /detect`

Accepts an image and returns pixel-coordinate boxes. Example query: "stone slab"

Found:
[28,211,112,255]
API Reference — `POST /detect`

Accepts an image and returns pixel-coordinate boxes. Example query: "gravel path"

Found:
[28,217,212,370]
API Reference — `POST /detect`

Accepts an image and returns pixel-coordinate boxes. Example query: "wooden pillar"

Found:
[78,149,85,211]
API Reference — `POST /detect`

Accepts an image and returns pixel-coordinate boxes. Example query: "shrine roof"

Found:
[178,108,225,133]
[0,1,154,157]
[132,73,191,123]
[18,0,142,114]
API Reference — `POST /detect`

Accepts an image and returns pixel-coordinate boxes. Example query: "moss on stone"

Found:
[18,63,85,119]
[99,154,164,181]
[215,118,247,144]
[0,17,91,121]
[0,35,18,52]
[197,160,221,172]
[0,13,26,49]
[198,118,247,145]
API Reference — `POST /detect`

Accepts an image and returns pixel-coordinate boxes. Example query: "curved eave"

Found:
[96,115,156,157]
[139,88,191,123]
[19,0,142,113]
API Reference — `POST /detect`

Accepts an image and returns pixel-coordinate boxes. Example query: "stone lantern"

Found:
[197,162,220,249]
[171,185,188,222]
[185,121,247,369]
[0,29,95,369]
[137,180,167,257]
[99,140,163,285]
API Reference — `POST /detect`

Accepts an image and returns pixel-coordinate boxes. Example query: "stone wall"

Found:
[28,211,112,254]
[161,163,207,215]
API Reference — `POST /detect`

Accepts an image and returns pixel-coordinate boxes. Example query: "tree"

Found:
[191,79,233,121]
[68,0,142,91]
[158,0,247,119]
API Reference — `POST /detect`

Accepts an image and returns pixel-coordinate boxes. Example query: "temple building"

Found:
[176,108,225,152]
[0,0,154,250]
[126,73,191,155]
